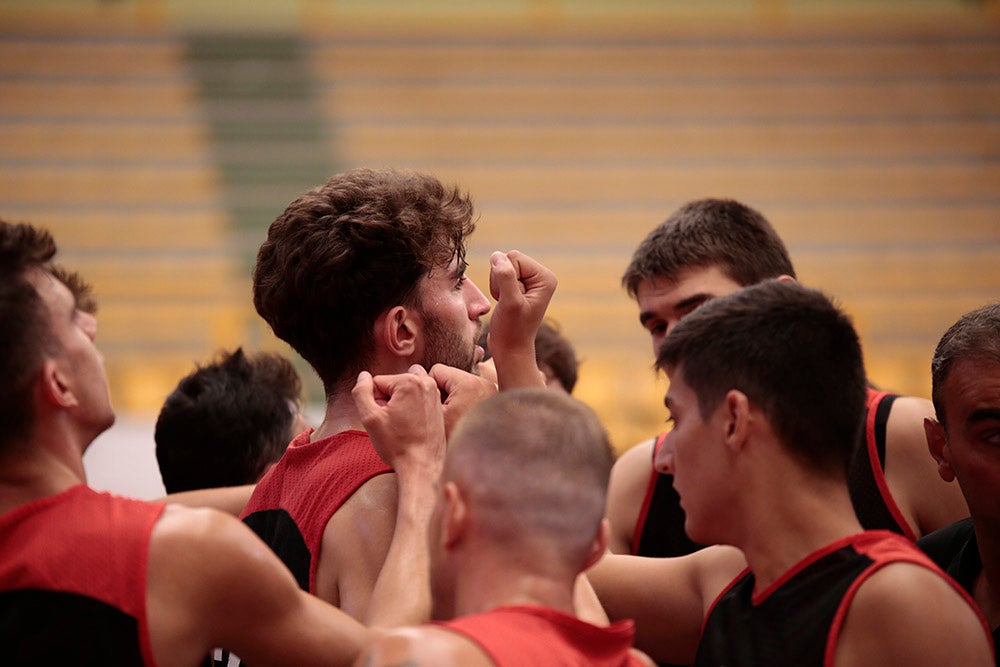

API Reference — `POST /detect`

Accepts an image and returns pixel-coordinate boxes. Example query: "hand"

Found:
[429,363,498,437]
[487,250,557,356]
[352,365,446,477]
[487,250,557,390]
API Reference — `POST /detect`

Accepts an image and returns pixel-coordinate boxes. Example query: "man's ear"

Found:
[723,389,751,453]
[582,518,611,571]
[776,274,796,284]
[377,305,419,358]
[38,359,77,410]
[441,481,468,549]
[924,417,956,483]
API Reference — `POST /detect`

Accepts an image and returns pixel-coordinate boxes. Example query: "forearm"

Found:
[154,484,255,516]
[492,346,546,391]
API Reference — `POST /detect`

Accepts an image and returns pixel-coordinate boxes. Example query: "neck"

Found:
[311,390,367,441]
[450,548,577,618]
[0,427,90,515]
[736,468,863,594]
[972,518,1000,629]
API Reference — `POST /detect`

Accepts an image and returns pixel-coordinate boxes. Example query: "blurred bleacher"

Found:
[1,0,999,455]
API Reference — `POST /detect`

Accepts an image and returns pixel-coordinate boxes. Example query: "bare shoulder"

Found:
[148,504,306,619]
[834,561,992,667]
[606,437,657,554]
[885,395,935,447]
[356,625,493,667]
[884,395,969,535]
[145,506,297,664]
[150,504,264,578]
[611,438,657,479]
[149,505,368,666]
[319,472,399,614]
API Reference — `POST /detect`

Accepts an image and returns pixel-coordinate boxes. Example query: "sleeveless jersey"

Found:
[632,432,703,558]
[240,429,392,594]
[0,484,164,666]
[918,518,1000,663]
[695,531,984,666]
[633,388,911,559]
[847,390,914,539]
[439,605,647,666]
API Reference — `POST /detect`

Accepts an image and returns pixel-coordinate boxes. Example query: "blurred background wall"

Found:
[1,0,998,497]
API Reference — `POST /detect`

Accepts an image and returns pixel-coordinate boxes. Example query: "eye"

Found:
[454,275,467,290]
[980,427,1000,446]
[646,321,666,336]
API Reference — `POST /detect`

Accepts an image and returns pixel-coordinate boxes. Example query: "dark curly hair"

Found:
[253,168,476,394]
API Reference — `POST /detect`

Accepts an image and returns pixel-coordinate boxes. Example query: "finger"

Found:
[489,251,519,302]
[351,371,380,421]
[507,249,557,295]
[476,357,498,387]
[408,364,429,377]
[428,363,460,391]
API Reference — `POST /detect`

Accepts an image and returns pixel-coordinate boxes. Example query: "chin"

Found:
[99,409,116,433]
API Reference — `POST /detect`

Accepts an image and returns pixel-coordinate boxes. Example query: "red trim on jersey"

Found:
[863,389,917,541]
[630,432,668,556]
[748,532,882,606]
[823,531,993,666]
[701,567,752,637]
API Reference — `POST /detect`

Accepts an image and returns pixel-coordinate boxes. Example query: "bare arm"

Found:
[486,250,557,391]
[147,506,369,667]
[606,438,657,554]
[833,562,992,667]
[588,546,746,665]
[153,484,255,516]
[885,396,969,537]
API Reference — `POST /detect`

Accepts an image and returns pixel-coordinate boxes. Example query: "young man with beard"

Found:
[0,219,444,666]
[241,168,556,621]
[589,281,992,666]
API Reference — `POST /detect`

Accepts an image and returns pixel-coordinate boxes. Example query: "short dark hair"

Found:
[253,168,476,394]
[0,219,58,447]
[155,348,304,493]
[657,280,866,477]
[622,198,796,298]
[931,302,1000,430]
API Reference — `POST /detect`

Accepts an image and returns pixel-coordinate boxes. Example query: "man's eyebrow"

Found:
[639,292,714,326]
[967,407,1000,425]
[675,292,714,313]
[449,259,469,280]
